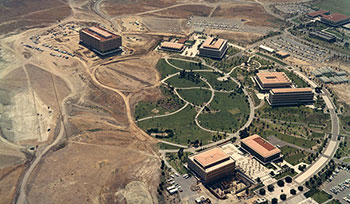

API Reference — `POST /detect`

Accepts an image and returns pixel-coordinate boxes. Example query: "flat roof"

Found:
[276,51,290,56]
[322,13,350,23]
[193,147,230,168]
[271,87,312,94]
[308,10,329,17]
[241,134,281,158]
[161,42,184,50]
[81,26,120,42]
[256,72,291,85]
[259,45,274,53]
[202,37,226,50]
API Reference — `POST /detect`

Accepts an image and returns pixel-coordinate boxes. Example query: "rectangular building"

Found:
[160,42,185,52]
[267,87,314,106]
[79,26,122,56]
[309,31,336,43]
[259,45,275,53]
[241,135,281,164]
[188,147,235,184]
[198,37,228,59]
[255,72,292,91]
[321,13,350,27]
[307,10,330,18]
[276,51,290,59]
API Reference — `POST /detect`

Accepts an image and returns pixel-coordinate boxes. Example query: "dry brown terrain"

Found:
[330,84,350,105]
[0,164,25,204]
[209,30,263,44]
[144,4,213,18]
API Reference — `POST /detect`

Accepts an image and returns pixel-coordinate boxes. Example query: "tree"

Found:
[271,198,278,204]
[259,188,266,195]
[280,194,287,201]
[290,189,297,195]
[298,186,304,191]
[268,184,274,192]
[177,148,184,159]
[285,176,292,183]
[277,180,285,187]
[239,128,249,139]
[256,177,261,183]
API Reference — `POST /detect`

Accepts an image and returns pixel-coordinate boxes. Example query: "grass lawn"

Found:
[285,152,307,165]
[274,168,297,179]
[276,133,315,149]
[340,115,350,132]
[256,52,287,66]
[166,152,192,175]
[328,199,342,204]
[282,70,309,88]
[199,72,238,91]
[314,0,350,15]
[135,86,184,120]
[177,89,212,106]
[166,75,208,88]
[168,58,209,70]
[247,89,260,107]
[157,142,180,150]
[310,190,332,204]
[138,105,212,145]
[198,92,249,132]
[156,58,179,79]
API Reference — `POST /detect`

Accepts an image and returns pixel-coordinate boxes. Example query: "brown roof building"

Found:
[79,26,122,56]
[255,72,292,91]
[307,10,330,18]
[160,42,185,52]
[267,87,314,106]
[241,135,281,164]
[321,13,350,26]
[188,147,235,184]
[199,37,228,59]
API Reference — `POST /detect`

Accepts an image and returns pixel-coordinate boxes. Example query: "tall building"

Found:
[198,37,228,59]
[241,135,281,164]
[188,147,235,184]
[255,72,292,91]
[79,26,122,56]
[267,88,314,106]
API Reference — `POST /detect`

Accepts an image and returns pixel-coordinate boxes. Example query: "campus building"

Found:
[160,42,185,52]
[79,26,122,56]
[259,45,275,54]
[188,147,235,184]
[241,135,281,164]
[276,51,290,59]
[198,37,228,59]
[309,31,336,43]
[321,13,350,27]
[267,87,314,106]
[255,72,292,91]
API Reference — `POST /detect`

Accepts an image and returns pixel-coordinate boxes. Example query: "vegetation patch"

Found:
[177,88,212,106]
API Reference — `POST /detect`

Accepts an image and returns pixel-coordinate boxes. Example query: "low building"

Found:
[177,38,187,44]
[335,71,347,76]
[198,37,228,59]
[307,10,330,18]
[160,42,185,52]
[321,13,350,27]
[241,135,281,164]
[79,26,122,56]
[276,51,290,59]
[319,76,331,84]
[312,69,322,77]
[259,45,275,53]
[309,31,336,43]
[255,72,292,91]
[267,88,314,106]
[188,147,235,184]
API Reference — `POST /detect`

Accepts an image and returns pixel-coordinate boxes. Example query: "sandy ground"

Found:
[330,84,350,105]
[209,30,264,44]
[0,164,25,204]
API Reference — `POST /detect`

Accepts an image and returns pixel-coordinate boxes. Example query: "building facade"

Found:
[198,37,228,59]
[79,26,122,55]
[188,148,235,184]
[267,88,314,106]
[160,42,185,52]
[255,72,292,91]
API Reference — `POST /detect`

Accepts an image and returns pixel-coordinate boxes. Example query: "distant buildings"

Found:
[267,88,314,106]
[241,135,281,164]
[321,13,350,27]
[160,42,185,52]
[199,37,228,59]
[276,51,290,59]
[255,72,292,91]
[307,10,330,18]
[312,67,349,84]
[79,26,122,56]
[188,147,235,184]
[309,31,336,43]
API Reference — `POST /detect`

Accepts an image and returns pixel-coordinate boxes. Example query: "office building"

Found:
[255,72,292,91]
[198,37,228,59]
[267,87,314,106]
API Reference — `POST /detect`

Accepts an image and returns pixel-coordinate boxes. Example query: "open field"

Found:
[178,89,211,106]
[313,0,350,15]
[145,4,213,19]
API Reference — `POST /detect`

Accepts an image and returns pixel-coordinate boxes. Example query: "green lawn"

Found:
[256,52,287,66]
[157,142,180,150]
[276,134,315,149]
[177,89,212,106]
[138,106,212,145]
[199,72,238,91]
[310,190,332,204]
[135,86,184,120]
[198,91,250,132]
[314,0,350,15]
[165,74,208,88]
[282,70,309,88]
[168,59,209,70]
[156,58,179,79]
[328,199,342,204]
[166,152,192,175]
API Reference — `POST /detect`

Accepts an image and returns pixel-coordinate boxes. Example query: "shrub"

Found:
[298,186,304,191]
[285,176,292,183]
[259,188,266,195]
[272,198,278,204]
[268,184,275,192]
[280,194,287,201]
[277,180,285,187]
[290,189,297,195]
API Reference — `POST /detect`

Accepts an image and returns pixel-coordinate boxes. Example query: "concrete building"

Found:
[160,42,185,52]
[259,45,275,53]
[188,147,235,184]
[309,31,336,43]
[198,37,228,59]
[319,76,331,84]
[267,87,314,106]
[307,10,330,18]
[276,51,290,59]
[255,72,292,91]
[79,26,122,56]
[241,135,281,164]
[321,13,350,27]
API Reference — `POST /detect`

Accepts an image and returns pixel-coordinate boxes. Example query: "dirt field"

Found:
[211,3,281,27]
[0,164,25,204]
[209,30,263,44]
[144,4,213,19]
[330,84,350,105]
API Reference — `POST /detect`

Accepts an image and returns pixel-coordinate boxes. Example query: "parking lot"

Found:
[324,168,350,203]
